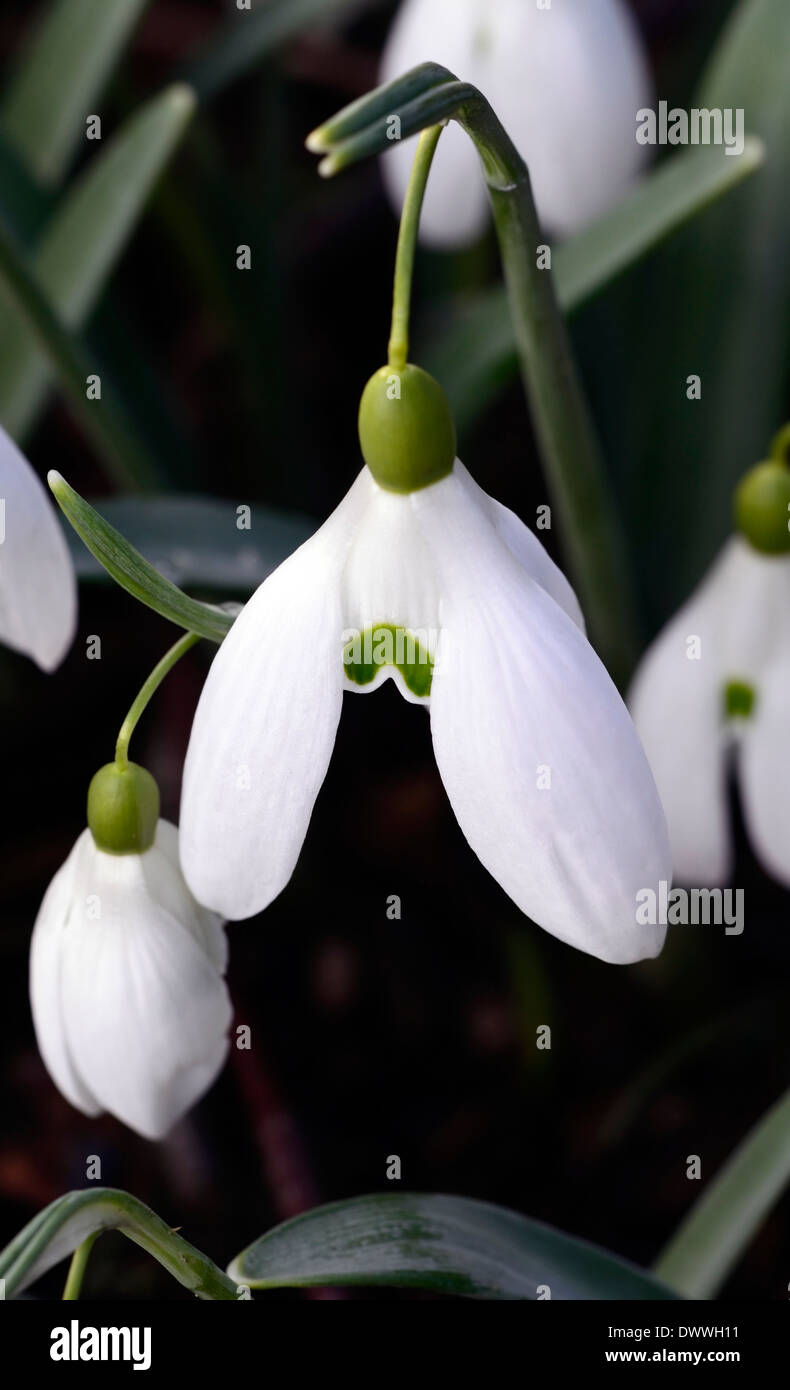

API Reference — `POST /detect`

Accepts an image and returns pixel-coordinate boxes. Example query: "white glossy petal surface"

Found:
[180,470,374,918]
[0,427,76,670]
[30,824,231,1139]
[415,472,670,963]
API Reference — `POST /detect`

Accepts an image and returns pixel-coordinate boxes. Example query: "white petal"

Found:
[151,820,227,970]
[29,832,101,1117]
[414,473,670,963]
[57,835,231,1140]
[0,429,76,670]
[627,540,773,887]
[379,0,652,246]
[738,661,790,888]
[180,469,375,919]
[455,461,584,629]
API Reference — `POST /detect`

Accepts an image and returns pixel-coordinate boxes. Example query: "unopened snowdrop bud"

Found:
[87,761,160,853]
[358,363,456,493]
[734,460,790,555]
[30,763,231,1140]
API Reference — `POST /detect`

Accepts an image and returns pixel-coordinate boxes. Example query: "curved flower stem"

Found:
[62,1234,98,1300]
[388,124,443,371]
[1,1188,241,1301]
[309,65,639,683]
[115,630,200,767]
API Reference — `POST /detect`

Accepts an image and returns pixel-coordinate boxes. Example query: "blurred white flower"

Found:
[181,461,670,964]
[380,0,652,247]
[30,820,231,1140]
[629,537,790,887]
[0,424,76,670]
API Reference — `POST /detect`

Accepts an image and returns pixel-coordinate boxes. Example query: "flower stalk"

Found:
[388,123,443,371]
[309,64,639,682]
[115,630,200,767]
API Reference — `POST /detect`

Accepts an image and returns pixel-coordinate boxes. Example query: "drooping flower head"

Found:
[380,0,652,246]
[629,434,790,887]
[30,759,231,1140]
[180,362,671,964]
[0,425,76,670]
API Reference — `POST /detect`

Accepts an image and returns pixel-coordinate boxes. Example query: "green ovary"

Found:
[343,624,433,699]
[724,679,756,719]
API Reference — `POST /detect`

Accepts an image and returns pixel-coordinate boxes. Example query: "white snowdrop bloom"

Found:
[379,0,652,247]
[630,534,790,889]
[31,770,232,1141]
[0,425,76,670]
[181,365,669,964]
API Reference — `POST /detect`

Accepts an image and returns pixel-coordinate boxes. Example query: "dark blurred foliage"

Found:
[1,0,788,1301]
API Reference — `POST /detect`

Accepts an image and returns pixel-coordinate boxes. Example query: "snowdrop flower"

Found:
[629,451,790,887]
[380,0,652,247]
[0,425,76,670]
[181,364,670,964]
[30,761,232,1140]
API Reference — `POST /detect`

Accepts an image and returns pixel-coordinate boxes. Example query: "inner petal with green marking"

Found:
[343,624,434,700]
[724,679,756,720]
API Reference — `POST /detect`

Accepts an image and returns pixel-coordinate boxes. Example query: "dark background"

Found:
[1,0,788,1300]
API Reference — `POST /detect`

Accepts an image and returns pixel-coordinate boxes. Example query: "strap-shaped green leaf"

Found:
[0,84,196,442]
[0,1187,239,1300]
[229,1192,679,1300]
[654,1083,790,1298]
[50,472,235,643]
[0,0,149,187]
[424,139,764,437]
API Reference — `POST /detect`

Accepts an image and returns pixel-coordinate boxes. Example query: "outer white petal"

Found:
[29,832,101,1117]
[413,472,671,964]
[628,538,778,887]
[455,461,584,630]
[56,828,231,1140]
[180,469,375,919]
[380,0,490,247]
[738,661,790,888]
[379,0,652,246]
[0,429,76,670]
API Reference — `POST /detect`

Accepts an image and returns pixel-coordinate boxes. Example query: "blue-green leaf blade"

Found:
[229,1192,680,1300]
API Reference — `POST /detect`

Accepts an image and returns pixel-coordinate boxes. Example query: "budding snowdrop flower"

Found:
[379,0,652,247]
[30,760,232,1140]
[0,425,76,670]
[629,443,790,888]
[181,363,670,964]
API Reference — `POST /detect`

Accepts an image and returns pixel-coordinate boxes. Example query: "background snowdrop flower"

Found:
[629,453,790,887]
[379,0,652,246]
[30,761,231,1140]
[0,425,76,670]
[181,364,670,965]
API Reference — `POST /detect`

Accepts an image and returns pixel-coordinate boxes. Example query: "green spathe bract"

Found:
[734,460,790,555]
[358,363,456,494]
[87,761,160,855]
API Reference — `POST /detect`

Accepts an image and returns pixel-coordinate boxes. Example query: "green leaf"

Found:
[229,1192,679,1300]
[653,1083,790,1299]
[182,0,380,103]
[424,140,765,437]
[49,473,234,643]
[0,84,196,442]
[0,0,149,187]
[67,494,314,591]
[0,218,162,488]
[0,1187,239,1300]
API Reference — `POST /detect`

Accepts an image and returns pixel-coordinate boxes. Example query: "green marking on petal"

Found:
[343,624,433,699]
[724,679,756,720]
